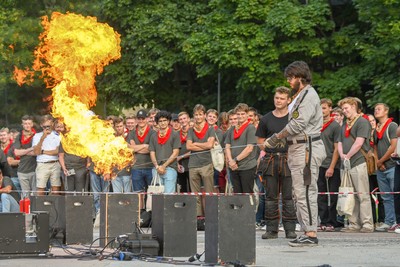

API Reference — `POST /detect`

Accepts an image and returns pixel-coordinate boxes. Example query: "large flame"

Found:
[15,12,133,175]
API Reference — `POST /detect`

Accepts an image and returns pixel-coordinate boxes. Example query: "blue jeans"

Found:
[152,167,177,193]
[111,175,132,193]
[376,167,396,225]
[0,194,20,212]
[11,177,22,196]
[90,171,110,214]
[255,174,265,223]
[131,168,153,191]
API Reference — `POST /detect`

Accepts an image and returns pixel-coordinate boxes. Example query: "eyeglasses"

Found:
[286,77,295,82]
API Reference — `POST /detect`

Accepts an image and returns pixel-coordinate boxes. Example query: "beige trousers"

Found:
[288,140,326,232]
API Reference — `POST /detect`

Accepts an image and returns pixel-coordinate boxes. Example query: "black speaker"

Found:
[0,212,49,255]
[152,195,197,257]
[99,193,140,247]
[31,195,65,231]
[205,195,256,265]
[65,195,93,244]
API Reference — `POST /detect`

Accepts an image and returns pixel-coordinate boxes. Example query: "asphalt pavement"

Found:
[0,228,399,267]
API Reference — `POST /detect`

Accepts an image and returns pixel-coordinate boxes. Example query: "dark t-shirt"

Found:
[321,120,340,169]
[374,122,398,169]
[187,125,215,168]
[1,175,20,202]
[6,147,18,177]
[338,116,371,168]
[13,138,36,174]
[256,112,288,153]
[178,130,189,170]
[149,130,181,170]
[59,143,87,170]
[225,124,257,171]
[127,128,155,169]
[0,151,11,177]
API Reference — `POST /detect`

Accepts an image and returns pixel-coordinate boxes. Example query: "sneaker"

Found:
[395,228,400,234]
[387,223,400,233]
[278,224,284,232]
[295,223,301,232]
[288,235,318,247]
[285,231,297,239]
[256,222,266,230]
[375,223,390,232]
[262,231,278,239]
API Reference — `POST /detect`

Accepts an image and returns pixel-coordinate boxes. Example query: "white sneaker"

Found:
[279,224,284,232]
[375,223,390,232]
[395,228,400,234]
[93,213,101,228]
[295,223,301,232]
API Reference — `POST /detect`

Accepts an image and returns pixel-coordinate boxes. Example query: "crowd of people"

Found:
[0,61,399,247]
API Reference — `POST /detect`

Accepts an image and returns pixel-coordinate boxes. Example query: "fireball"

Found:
[14,12,133,175]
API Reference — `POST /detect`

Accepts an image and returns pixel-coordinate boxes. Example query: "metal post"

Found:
[217,72,221,116]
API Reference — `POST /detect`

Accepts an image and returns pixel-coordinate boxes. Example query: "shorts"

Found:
[36,162,62,188]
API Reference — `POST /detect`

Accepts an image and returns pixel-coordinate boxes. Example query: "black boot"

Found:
[262,231,278,239]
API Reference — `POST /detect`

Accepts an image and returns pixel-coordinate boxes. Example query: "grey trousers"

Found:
[288,140,326,232]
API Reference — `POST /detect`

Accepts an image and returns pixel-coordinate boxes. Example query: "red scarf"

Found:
[180,130,187,144]
[214,125,218,130]
[362,114,369,121]
[21,128,36,145]
[321,117,335,132]
[136,126,150,143]
[234,120,250,140]
[158,127,171,145]
[376,118,393,140]
[123,128,129,140]
[194,123,209,140]
[2,141,12,155]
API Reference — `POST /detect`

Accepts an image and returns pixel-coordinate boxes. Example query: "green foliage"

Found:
[1,0,400,126]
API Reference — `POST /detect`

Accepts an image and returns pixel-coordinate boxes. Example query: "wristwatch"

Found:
[234,157,239,163]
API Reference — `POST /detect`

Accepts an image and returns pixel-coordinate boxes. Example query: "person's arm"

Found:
[59,152,68,176]
[7,156,20,167]
[186,139,204,151]
[130,140,150,154]
[193,136,215,150]
[346,137,365,159]
[236,144,254,162]
[42,147,59,156]
[326,143,339,178]
[14,147,35,157]
[257,137,266,151]
[0,184,12,193]
[338,142,344,160]
[377,138,397,170]
[225,143,238,171]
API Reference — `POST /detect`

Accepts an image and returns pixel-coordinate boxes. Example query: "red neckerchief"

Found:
[2,140,12,155]
[180,129,188,144]
[362,114,369,121]
[321,117,335,132]
[213,125,218,131]
[345,115,360,138]
[194,122,209,140]
[21,128,36,145]
[234,120,250,140]
[158,127,171,145]
[376,118,393,140]
[136,125,150,143]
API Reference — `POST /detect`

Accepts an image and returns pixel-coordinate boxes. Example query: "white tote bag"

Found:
[210,133,225,172]
[146,172,165,211]
[336,169,355,216]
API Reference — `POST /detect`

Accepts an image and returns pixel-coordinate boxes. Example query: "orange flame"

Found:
[13,66,34,86]
[24,12,133,175]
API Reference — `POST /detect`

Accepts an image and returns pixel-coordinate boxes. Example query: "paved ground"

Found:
[0,228,399,267]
